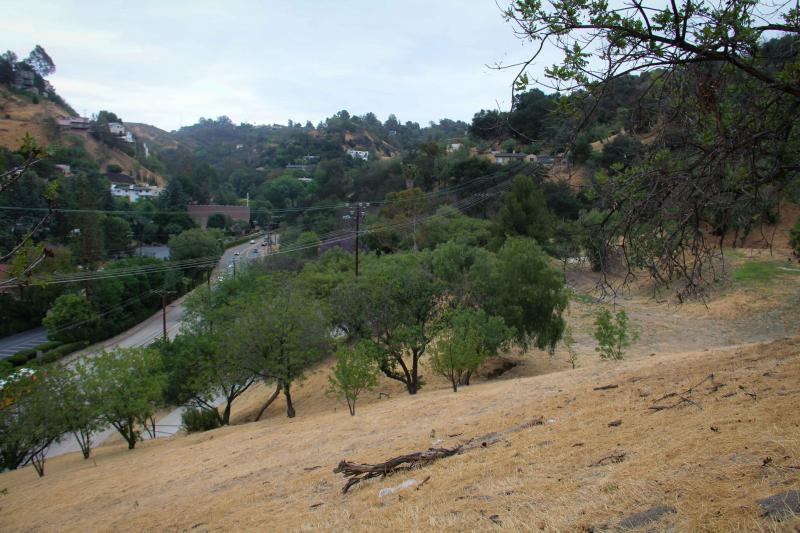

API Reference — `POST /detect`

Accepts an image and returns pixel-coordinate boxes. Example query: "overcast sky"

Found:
[0,1,550,131]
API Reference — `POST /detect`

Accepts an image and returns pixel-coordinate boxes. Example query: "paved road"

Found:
[0,327,48,359]
[47,237,264,459]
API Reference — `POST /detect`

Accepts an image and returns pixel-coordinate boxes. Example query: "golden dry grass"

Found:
[0,89,164,185]
[1,337,798,532]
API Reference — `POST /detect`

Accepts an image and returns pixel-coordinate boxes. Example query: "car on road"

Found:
[250,239,255,244]
[234,251,240,256]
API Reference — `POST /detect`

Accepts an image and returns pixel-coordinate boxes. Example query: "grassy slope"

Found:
[0,89,165,185]
[0,254,798,532]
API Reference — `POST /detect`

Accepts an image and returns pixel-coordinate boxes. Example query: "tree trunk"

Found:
[255,382,282,421]
[347,398,355,416]
[451,377,458,393]
[74,429,91,459]
[284,382,295,418]
[458,371,472,386]
[221,401,232,425]
[126,418,136,449]
[31,450,45,477]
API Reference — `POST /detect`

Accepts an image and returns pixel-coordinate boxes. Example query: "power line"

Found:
[0,178,510,289]
[0,167,513,218]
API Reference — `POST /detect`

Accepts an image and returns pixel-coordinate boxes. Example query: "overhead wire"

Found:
[0,176,512,288]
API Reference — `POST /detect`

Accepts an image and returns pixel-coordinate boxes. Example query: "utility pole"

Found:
[156,289,175,341]
[233,256,237,279]
[160,293,167,340]
[355,203,360,277]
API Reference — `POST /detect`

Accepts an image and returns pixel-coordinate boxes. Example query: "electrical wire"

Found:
[0,177,511,289]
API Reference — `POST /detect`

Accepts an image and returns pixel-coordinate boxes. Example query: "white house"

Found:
[446,143,463,153]
[111,184,163,203]
[347,149,369,161]
[108,122,126,136]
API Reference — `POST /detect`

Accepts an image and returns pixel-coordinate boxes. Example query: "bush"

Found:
[7,341,63,367]
[39,341,91,364]
[593,308,632,360]
[181,407,222,433]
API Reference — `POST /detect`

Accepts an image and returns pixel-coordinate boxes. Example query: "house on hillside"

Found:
[347,149,369,161]
[57,116,90,130]
[537,156,555,167]
[108,122,126,136]
[447,143,463,153]
[286,164,313,171]
[492,151,532,165]
[111,184,163,203]
[106,172,135,186]
[54,164,72,177]
[123,131,135,143]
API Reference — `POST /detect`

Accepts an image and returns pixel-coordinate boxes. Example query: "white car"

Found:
[234,251,240,256]
[250,239,255,244]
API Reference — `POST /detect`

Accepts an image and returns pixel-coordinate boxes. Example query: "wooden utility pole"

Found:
[156,289,175,341]
[355,203,360,277]
[161,292,167,340]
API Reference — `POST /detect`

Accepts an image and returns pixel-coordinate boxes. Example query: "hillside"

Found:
[0,88,165,185]
[1,251,798,532]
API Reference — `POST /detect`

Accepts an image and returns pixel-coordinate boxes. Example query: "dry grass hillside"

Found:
[0,251,798,532]
[0,89,164,185]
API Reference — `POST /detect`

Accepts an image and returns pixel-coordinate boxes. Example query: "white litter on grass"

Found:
[378,479,417,498]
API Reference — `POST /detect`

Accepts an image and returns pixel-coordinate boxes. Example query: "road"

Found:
[47,237,265,458]
[0,327,48,359]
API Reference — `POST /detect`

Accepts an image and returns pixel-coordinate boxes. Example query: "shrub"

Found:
[181,407,222,433]
[8,341,62,364]
[39,341,90,364]
[593,308,631,360]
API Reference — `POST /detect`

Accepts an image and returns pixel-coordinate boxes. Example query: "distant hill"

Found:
[0,87,165,185]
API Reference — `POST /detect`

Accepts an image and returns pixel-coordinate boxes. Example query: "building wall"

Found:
[187,205,251,229]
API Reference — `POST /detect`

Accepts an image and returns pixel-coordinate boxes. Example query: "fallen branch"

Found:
[649,374,716,411]
[593,384,619,391]
[739,385,758,400]
[415,475,431,490]
[334,416,545,494]
[334,446,462,494]
[589,451,626,467]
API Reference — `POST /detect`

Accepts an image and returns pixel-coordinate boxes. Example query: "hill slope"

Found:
[0,88,165,185]
[0,254,798,532]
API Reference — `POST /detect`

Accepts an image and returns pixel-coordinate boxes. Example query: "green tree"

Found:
[230,277,331,418]
[430,309,512,392]
[103,215,132,255]
[593,309,631,360]
[48,365,102,459]
[43,293,99,343]
[496,174,552,245]
[474,237,568,352]
[24,45,55,77]
[169,290,259,425]
[84,347,165,449]
[504,1,800,296]
[168,228,224,261]
[0,369,64,476]
[206,213,230,230]
[327,341,380,415]
[334,252,445,394]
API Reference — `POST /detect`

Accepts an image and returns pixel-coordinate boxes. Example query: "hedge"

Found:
[7,341,63,366]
